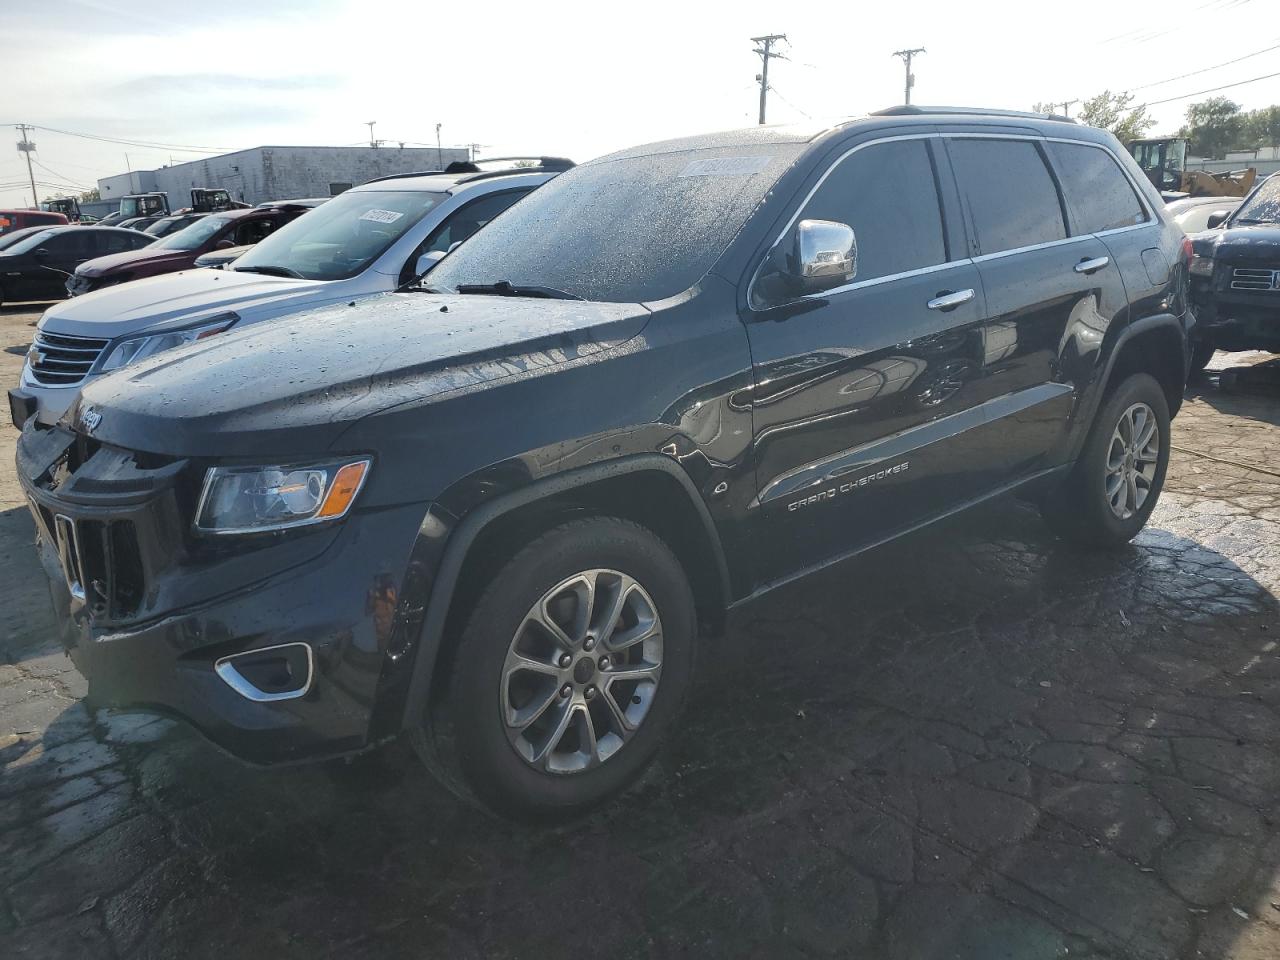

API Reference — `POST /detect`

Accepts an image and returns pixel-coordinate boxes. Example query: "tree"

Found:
[1077,90,1154,142]
[78,187,100,202]
[1178,97,1245,159]
[1243,106,1280,151]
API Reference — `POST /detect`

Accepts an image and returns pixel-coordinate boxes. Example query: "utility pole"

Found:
[15,124,38,208]
[1059,99,1078,119]
[892,47,926,105]
[751,34,787,125]
[435,123,443,168]
[365,121,377,147]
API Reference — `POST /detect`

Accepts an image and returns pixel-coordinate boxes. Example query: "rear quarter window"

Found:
[1047,141,1148,235]
[948,139,1066,254]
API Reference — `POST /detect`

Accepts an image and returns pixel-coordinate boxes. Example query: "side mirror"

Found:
[791,219,857,294]
[414,249,447,277]
[216,239,236,250]
[32,248,50,260]
[1206,211,1230,230]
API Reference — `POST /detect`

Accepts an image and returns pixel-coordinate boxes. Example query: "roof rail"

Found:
[872,105,1075,124]
[360,156,575,187]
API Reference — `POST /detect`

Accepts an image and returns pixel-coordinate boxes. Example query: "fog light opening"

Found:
[214,642,314,703]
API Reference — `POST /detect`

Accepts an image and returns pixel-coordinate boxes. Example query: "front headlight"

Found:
[99,313,238,372]
[195,459,371,534]
[1189,255,1214,277]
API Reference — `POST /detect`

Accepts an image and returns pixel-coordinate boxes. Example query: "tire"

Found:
[415,516,697,820]
[1040,373,1171,549]
[1189,337,1215,376]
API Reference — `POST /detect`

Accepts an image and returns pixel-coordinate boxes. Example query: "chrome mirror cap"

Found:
[792,219,857,293]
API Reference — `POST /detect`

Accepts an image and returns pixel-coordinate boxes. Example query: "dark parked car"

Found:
[0,226,153,305]
[66,203,311,296]
[14,108,1191,819]
[116,216,165,232]
[1188,173,1280,366]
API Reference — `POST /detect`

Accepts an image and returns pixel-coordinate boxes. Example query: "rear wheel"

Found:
[1040,373,1170,548]
[416,516,696,820]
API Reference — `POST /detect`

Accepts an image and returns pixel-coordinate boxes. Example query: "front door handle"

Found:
[927,288,975,311]
[1074,256,1110,275]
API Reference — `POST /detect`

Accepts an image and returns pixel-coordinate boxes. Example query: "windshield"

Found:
[427,146,800,302]
[146,214,202,237]
[0,226,47,251]
[1,228,59,255]
[152,215,233,251]
[232,189,447,281]
[1234,176,1280,224]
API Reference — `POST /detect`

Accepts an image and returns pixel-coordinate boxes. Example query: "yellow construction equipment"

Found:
[1128,137,1256,198]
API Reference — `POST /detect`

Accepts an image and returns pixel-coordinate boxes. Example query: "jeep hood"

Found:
[75,292,650,458]
[1194,222,1280,263]
[40,268,330,338]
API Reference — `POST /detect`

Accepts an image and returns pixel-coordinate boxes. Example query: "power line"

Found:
[28,124,232,154]
[1145,69,1280,106]
[1129,39,1280,91]
[767,84,812,120]
[31,158,89,190]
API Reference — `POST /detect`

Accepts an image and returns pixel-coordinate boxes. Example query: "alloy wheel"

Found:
[501,568,663,774]
[1104,401,1160,520]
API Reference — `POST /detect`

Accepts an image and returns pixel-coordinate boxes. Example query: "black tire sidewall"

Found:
[442,518,696,818]
[1075,373,1171,544]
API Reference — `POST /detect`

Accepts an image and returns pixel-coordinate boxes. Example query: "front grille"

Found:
[27,330,109,386]
[52,514,145,619]
[1230,267,1280,292]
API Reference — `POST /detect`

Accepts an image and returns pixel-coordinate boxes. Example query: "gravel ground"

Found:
[2,302,1279,959]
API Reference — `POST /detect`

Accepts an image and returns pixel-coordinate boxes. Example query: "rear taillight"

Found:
[1181,236,1193,265]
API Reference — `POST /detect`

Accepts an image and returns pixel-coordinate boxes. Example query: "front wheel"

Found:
[416,516,696,820]
[1040,373,1171,548]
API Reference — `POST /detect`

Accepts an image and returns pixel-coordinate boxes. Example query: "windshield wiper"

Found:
[455,280,582,301]
[234,264,305,279]
[1233,218,1267,224]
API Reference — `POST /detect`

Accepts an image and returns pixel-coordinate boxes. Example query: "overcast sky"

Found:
[2,0,1278,208]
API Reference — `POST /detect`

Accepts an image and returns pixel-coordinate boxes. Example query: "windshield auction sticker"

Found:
[359,209,405,224]
[678,156,773,178]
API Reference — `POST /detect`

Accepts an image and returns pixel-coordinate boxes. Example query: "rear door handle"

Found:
[927,288,975,311]
[1074,256,1110,275]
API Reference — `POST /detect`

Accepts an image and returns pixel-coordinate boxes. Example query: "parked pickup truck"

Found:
[14,109,1190,819]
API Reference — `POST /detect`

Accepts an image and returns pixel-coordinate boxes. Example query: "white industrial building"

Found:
[96,144,472,210]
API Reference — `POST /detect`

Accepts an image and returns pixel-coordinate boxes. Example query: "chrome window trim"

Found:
[748,134,957,307]
[750,130,1156,309]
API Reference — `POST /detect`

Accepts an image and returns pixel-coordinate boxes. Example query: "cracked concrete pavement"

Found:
[2,303,1280,959]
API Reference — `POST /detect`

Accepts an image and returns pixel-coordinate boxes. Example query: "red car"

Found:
[66,202,312,296]
[0,209,69,235]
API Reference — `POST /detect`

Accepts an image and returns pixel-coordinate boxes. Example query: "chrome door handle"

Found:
[927,288,975,311]
[1074,256,1110,275]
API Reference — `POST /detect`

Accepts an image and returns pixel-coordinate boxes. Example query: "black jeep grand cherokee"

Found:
[16,108,1191,818]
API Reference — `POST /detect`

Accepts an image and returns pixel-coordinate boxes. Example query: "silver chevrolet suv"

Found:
[10,157,573,428]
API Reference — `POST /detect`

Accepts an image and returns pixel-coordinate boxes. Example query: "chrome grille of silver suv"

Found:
[26,331,109,386]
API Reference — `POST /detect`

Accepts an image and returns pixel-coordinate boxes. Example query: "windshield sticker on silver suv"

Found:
[359,209,405,224]
[678,156,773,178]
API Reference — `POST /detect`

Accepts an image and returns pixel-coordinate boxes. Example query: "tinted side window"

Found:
[1048,141,1147,235]
[800,139,947,283]
[42,232,85,254]
[949,139,1066,254]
